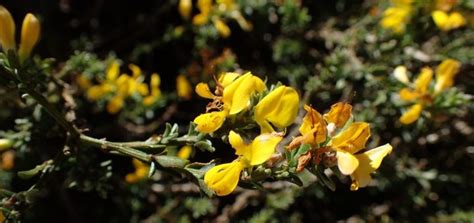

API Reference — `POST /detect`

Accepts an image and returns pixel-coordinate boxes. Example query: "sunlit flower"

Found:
[329,122,392,190]
[432,10,466,31]
[396,59,461,124]
[380,0,412,33]
[125,159,149,183]
[176,74,193,100]
[204,131,282,196]
[254,86,300,133]
[193,72,265,133]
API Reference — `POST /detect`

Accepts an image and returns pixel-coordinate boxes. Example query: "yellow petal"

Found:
[178,0,192,20]
[195,83,215,99]
[254,86,300,133]
[380,6,410,33]
[218,72,240,87]
[399,103,423,124]
[86,85,108,101]
[351,144,392,190]
[393,65,410,84]
[176,74,193,100]
[204,160,244,196]
[192,13,209,26]
[223,72,265,115]
[434,59,461,93]
[106,61,120,81]
[299,105,327,144]
[398,88,420,101]
[336,151,359,175]
[193,111,227,133]
[125,159,149,183]
[0,6,16,52]
[414,67,433,94]
[324,102,352,128]
[447,12,466,29]
[107,96,124,114]
[214,18,231,38]
[248,133,282,165]
[330,122,371,154]
[229,130,246,153]
[128,64,142,78]
[19,13,41,63]
[177,145,193,160]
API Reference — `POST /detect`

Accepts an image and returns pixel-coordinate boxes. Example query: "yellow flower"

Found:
[192,0,213,25]
[330,122,371,176]
[399,103,423,124]
[176,74,193,100]
[177,145,193,160]
[324,102,353,128]
[298,105,327,145]
[222,72,266,114]
[329,122,392,190]
[204,131,282,196]
[213,18,231,38]
[396,59,461,124]
[434,59,461,94]
[125,159,149,183]
[432,10,466,31]
[397,67,433,124]
[194,111,227,133]
[19,13,40,63]
[143,73,162,106]
[179,0,193,20]
[350,144,393,190]
[0,6,16,52]
[254,86,300,133]
[194,72,265,133]
[380,0,412,33]
[107,95,125,114]
[331,122,371,155]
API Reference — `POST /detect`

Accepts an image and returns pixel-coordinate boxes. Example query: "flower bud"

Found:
[19,13,41,63]
[0,6,16,52]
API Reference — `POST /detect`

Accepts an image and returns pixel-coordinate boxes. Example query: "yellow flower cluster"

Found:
[193,72,299,134]
[431,0,466,31]
[293,103,393,191]
[395,59,461,124]
[195,72,299,195]
[178,0,252,38]
[380,0,467,33]
[0,6,40,63]
[78,61,162,114]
